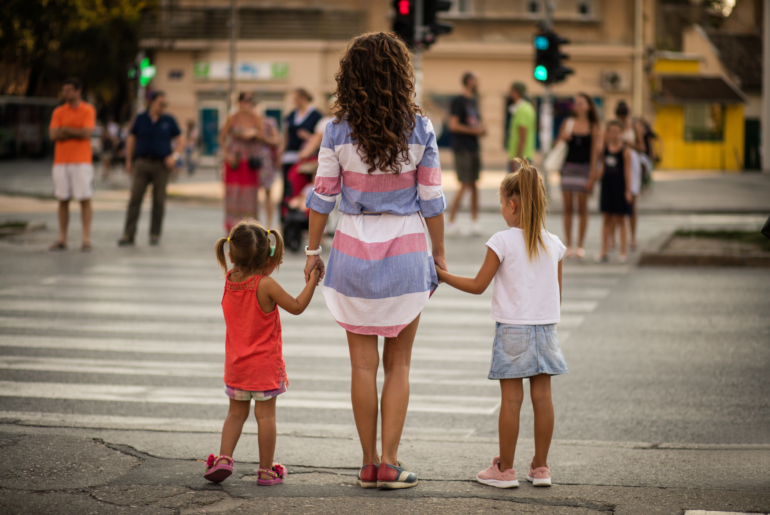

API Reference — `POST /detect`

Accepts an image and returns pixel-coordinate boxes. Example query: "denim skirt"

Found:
[488,323,568,379]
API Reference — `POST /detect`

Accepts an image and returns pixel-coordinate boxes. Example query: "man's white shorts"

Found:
[52,163,94,201]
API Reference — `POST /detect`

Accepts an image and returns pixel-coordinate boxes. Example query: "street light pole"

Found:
[413,0,424,107]
[539,0,555,160]
[228,0,237,116]
[759,0,770,173]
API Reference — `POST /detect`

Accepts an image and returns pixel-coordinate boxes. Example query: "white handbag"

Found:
[542,118,574,173]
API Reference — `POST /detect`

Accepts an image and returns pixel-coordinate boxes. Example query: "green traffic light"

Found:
[534,65,548,81]
[139,57,156,87]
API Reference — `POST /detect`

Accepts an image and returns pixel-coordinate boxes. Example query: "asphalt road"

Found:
[0,201,768,513]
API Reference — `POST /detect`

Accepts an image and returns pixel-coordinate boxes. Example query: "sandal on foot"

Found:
[257,466,284,486]
[357,463,379,488]
[273,462,288,478]
[49,241,67,251]
[203,454,233,483]
[576,247,586,259]
[81,242,92,252]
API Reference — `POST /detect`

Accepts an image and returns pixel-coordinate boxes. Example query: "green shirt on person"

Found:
[507,99,536,162]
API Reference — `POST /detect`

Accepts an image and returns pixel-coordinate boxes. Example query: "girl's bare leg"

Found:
[497,378,524,472]
[381,314,420,466]
[618,214,628,256]
[347,331,380,466]
[529,374,554,469]
[254,397,277,477]
[219,398,251,459]
[628,196,637,247]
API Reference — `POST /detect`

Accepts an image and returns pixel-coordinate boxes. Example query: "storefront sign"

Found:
[193,61,289,81]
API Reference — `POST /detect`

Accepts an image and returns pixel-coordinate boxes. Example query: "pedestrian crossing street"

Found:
[0,255,630,439]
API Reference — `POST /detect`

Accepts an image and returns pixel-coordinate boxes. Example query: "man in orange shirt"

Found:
[48,77,96,251]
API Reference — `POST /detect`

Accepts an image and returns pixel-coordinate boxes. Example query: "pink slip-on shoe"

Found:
[476,456,519,488]
[203,454,233,483]
[257,466,284,486]
[527,462,551,486]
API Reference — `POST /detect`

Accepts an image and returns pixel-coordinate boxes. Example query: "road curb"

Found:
[639,229,770,267]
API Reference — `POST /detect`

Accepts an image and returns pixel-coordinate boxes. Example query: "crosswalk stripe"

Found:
[0,300,587,328]
[0,285,610,302]
[0,411,477,439]
[0,335,495,362]
[0,381,501,415]
[0,356,494,386]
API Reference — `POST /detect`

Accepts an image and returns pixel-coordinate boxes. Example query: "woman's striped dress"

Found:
[305,115,446,338]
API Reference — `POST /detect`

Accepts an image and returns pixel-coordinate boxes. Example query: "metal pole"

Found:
[538,0,554,159]
[136,50,146,115]
[228,0,237,115]
[762,1,770,172]
[632,0,644,116]
[413,0,424,106]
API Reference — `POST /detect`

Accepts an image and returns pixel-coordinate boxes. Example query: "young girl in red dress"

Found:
[204,219,320,486]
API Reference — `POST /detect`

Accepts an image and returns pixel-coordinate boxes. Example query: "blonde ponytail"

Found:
[500,159,548,261]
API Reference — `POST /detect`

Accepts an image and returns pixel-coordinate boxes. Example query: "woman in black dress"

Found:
[593,120,632,263]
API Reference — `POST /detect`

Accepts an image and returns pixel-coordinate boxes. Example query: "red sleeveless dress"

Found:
[222,270,287,391]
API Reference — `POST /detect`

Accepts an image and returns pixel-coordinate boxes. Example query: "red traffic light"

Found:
[398,0,411,15]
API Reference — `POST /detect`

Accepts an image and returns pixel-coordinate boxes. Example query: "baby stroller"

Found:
[282,157,318,252]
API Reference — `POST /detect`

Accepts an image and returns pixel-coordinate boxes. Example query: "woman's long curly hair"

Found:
[333,32,425,175]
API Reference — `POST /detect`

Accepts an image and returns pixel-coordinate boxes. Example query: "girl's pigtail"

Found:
[514,158,548,261]
[269,229,285,271]
[215,237,229,274]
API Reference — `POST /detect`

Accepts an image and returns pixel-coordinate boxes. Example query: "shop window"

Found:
[577,0,593,16]
[684,103,724,142]
[527,1,540,14]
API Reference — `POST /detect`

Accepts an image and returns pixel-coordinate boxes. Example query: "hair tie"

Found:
[266,230,271,235]
[227,237,230,242]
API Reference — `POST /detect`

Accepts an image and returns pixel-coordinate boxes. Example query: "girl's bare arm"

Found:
[259,269,320,315]
[436,247,500,295]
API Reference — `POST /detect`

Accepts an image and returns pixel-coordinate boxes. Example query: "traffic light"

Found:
[392,0,416,49]
[533,30,573,85]
[138,57,156,87]
[421,0,453,49]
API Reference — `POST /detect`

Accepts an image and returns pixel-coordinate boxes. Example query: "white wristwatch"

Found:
[305,246,322,256]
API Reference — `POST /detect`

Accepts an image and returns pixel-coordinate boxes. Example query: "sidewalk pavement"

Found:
[2,159,769,215]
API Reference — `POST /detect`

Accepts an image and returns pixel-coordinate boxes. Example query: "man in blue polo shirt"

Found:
[118,91,184,246]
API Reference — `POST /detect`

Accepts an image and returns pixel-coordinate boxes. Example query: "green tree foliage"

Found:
[0,0,156,119]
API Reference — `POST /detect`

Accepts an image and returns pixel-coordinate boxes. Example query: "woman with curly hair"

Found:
[304,32,447,490]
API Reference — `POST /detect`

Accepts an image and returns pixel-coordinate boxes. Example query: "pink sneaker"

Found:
[527,461,551,486]
[476,456,519,488]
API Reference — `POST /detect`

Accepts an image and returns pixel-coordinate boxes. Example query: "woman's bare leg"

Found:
[380,315,420,466]
[263,187,274,229]
[577,192,588,250]
[347,331,380,466]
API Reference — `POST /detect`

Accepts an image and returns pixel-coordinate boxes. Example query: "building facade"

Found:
[140,0,655,168]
